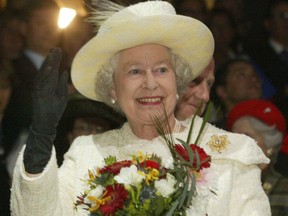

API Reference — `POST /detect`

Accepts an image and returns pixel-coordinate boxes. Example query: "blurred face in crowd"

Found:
[110,44,177,133]
[176,0,207,22]
[0,17,25,59]
[265,1,288,46]
[231,116,268,170]
[209,12,236,51]
[68,117,111,145]
[175,58,215,120]
[216,61,262,111]
[232,117,266,153]
[25,7,61,56]
[214,0,243,21]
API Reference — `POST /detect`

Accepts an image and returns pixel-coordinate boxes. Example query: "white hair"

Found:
[247,117,283,149]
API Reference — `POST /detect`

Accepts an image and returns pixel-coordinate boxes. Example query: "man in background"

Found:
[2,0,62,158]
[175,58,215,120]
[211,58,263,128]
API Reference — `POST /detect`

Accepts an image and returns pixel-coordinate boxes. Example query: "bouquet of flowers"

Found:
[75,103,214,215]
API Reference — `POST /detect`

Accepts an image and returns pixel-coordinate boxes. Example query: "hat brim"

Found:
[71,14,214,101]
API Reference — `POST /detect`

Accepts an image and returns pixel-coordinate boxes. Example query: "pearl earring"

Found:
[111,98,116,104]
[176,94,179,100]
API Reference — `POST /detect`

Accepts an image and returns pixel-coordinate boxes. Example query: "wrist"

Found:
[24,128,55,174]
[30,126,57,137]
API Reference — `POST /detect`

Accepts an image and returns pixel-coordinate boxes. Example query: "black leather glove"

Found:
[24,47,68,174]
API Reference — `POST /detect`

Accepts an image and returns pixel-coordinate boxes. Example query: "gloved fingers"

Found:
[30,48,68,136]
[57,69,69,100]
[33,47,63,97]
[56,49,69,99]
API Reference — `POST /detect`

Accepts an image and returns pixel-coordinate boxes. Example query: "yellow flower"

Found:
[132,151,147,164]
[88,170,96,180]
[138,168,159,185]
[87,191,111,212]
[146,168,159,184]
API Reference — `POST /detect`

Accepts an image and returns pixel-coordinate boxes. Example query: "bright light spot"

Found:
[58,7,76,29]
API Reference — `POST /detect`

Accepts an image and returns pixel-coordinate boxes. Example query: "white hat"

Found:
[71,0,214,101]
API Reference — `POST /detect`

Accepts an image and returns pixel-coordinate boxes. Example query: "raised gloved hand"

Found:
[24,47,68,174]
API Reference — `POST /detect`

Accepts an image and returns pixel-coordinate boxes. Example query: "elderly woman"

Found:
[11,1,270,216]
[227,99,288,215]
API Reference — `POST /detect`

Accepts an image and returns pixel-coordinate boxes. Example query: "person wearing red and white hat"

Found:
[227,99,288,216]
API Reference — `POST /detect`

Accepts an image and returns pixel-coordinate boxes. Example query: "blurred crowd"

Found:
[0,0,287,215]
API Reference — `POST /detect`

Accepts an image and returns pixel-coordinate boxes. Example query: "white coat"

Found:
[11,116,271,216]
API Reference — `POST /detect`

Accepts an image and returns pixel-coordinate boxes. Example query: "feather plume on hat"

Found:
[87,0,125,32]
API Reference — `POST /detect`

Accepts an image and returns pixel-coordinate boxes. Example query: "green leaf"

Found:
[165,200,179,216]
[186,173,196,206]
[176,138,195,168]
[177,171,189,208]
[95,172,115,186]
[194,149,201,170]
[104,155,117,165]
[186,110,197,144]
[195,101,214,145]
[153,197,166,216]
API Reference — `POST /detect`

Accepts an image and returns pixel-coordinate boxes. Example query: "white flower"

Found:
[162,156,174,169]
[84,185,105,204]
[154,173,176,197]
[114,165,145,186]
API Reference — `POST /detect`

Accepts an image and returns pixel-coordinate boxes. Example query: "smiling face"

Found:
[110,44,177,132]
[175,59,215,120]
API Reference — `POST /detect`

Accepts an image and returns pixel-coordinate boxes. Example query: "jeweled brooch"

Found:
[207,135,229,153]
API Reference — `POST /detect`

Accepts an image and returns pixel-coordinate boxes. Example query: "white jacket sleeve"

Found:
[230,162,271,216]
[206,160,271,216]
[11,136,103,216]
[10,147,64,216]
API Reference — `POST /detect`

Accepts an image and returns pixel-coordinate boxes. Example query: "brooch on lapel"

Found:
[207,135,229,153]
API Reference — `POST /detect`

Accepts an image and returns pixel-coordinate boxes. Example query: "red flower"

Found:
[174,144,211,170]
[99,160,132,175]
[140,160,160,170]
[99,184,128,215]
